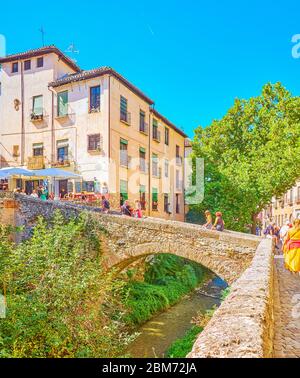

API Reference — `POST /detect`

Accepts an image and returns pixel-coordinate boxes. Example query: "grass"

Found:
[165,326,203,358]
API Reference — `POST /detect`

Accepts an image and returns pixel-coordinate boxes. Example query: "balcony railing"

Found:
[30,108,44,122]
[120,154,132,168]
[27,156,45,170]
[55,104,75,119]
[176,156,183,166]
[52,158,71,168]
[139,160,148,173]
[296,196,300,204]
[139,121,148,134]
[120,110,131,125]
[152,129,161,142]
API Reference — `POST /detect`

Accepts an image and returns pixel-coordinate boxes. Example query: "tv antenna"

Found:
[39,26,45,46]
[65,42,80,63]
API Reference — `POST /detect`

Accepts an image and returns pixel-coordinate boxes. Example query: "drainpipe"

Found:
[148,109,151,217]
[20,60,25,166]
[108,75,111,160]
[48,86,55,166]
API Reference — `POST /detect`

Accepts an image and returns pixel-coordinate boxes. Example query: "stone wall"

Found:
[188,238,275,358]
[13,194,261,284]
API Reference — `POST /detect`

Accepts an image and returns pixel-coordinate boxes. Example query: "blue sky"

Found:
[1,0,300,137]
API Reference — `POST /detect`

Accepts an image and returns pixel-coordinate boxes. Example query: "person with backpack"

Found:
[101,196,110,214]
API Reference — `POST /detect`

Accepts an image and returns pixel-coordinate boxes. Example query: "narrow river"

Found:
[127,277,227,358]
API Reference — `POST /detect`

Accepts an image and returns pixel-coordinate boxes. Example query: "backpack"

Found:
[103,199,110,209]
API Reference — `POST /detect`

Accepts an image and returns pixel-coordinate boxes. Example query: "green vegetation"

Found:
[0,212,131,358]
[190,83,300,232]
[165,286,231,358]
[166,326,203,358]
[124,254,209,325]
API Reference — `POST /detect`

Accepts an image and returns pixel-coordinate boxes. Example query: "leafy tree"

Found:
[0,211,131,358]
[191,83,300,232]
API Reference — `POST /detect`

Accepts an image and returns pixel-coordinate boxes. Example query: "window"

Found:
[120,180,128,204]
[176,145,182,165]
[120,96,130,123]
[90,85,100,112]
[298,187,300,201]
[120,138,128,167]
[139,147,146,172]
[140,110,147,133]
[164,160,169,178]
[152,119,160,141]
[176,170,181,190]
[57,140,69,163]
[152,154,159,177]
[140,185,146,210]
[82,181,95,192]
[24,60,31,70]
[57,91,68,117]
[165,128,169,145]
[33,143,43,156]
[88,134,101,151]
[176,194,180,214]
[12,62,18,73]
[152,188,158,211]
[32,95,43,116]
[164,194,170,213]
[37,57,44,68]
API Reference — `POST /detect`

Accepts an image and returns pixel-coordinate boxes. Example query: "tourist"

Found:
[121,200,132,217]
[283,219,300,274]
[203,210,213,229]
[101,196,110,214]
[40,187,48,201]
[133,200,143,219]
[212,212,225,232]
[20,189,26,195]
[264,222,275,239]
[30,190,38,198]
[280,220,290,244]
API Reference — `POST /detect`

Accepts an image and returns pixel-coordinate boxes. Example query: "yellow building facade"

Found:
[0,46,187,221]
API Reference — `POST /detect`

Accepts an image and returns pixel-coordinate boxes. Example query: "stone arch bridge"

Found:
[2,194,299,358]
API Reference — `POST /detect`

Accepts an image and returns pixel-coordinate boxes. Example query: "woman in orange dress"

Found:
[283,219,300,274]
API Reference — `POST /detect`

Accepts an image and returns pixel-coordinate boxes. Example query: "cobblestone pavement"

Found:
[273,254,300,358]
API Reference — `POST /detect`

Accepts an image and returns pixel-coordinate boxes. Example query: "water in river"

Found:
[127,277,227,358]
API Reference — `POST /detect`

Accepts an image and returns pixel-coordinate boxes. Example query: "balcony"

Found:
[153,130,161,143]
[176,180,183,191]
[176,156,183,166]
[139,159,148,173]
[120,154,132,169]
[152,167,161,179]
[27,156,45,170]
[120,110,131,125]
[139,121,149,135]
[296,196,300,205]
[55,104,75,120]
[30,109,44,122]
[51,158,71,168]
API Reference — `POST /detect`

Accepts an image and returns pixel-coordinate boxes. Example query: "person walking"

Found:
[203,210,213,229]
[133,200,143,219]
[212,212,225,232]
[121,200,132,217]
[283,219,300,274]
[101,196,110,214]
[280,220,290,244]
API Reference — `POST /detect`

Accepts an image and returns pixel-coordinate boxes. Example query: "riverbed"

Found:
[127,277,227,358]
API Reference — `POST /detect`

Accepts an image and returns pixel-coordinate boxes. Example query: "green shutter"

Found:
[33,95,43,115]
[152,187,158,202]
[120,138,128,145]
[140,185,146,193]
[120,180,128,200]
[58,91,68,116]
[139,147,146,153]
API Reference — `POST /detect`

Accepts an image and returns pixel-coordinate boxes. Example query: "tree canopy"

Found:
[191,83,300,232]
